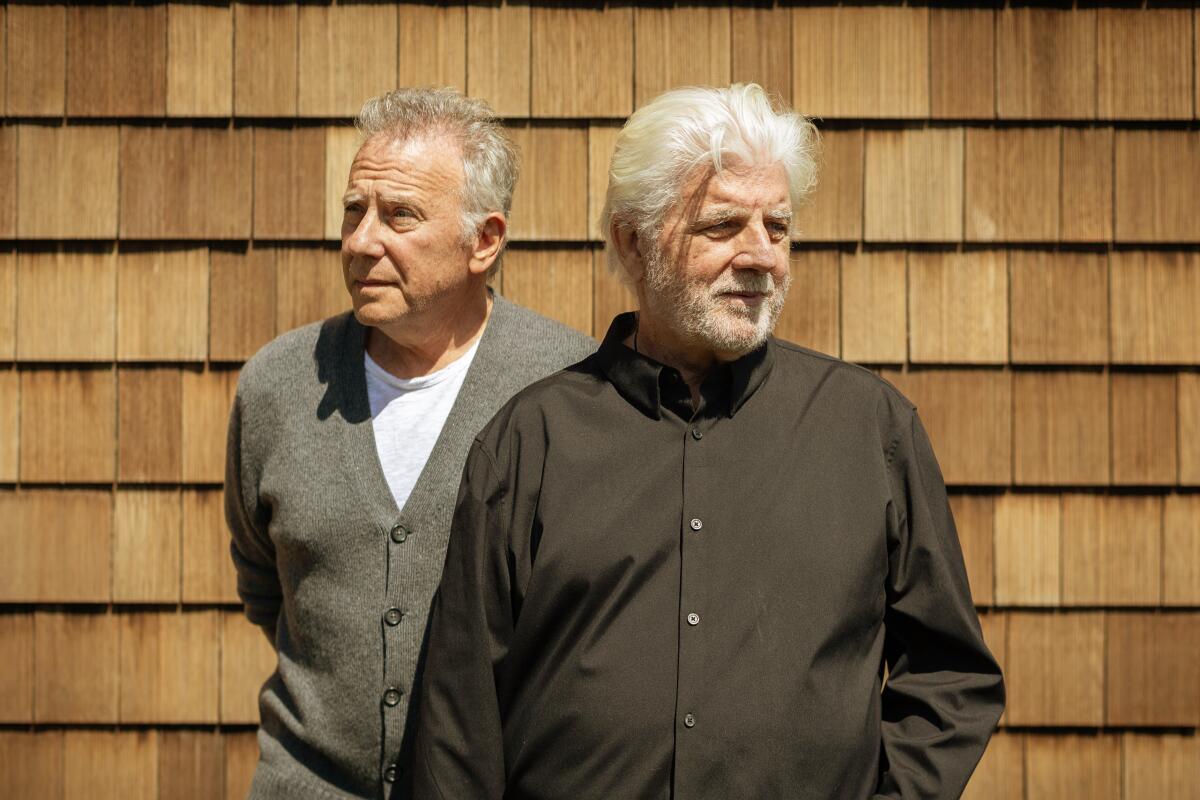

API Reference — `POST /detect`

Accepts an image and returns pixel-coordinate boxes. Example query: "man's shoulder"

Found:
[770,338,915,414]
[237,312,353,400]
[488,294,596,368]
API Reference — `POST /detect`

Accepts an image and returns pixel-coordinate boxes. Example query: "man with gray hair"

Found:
[225,88,593,798]
[413,84,1003,799]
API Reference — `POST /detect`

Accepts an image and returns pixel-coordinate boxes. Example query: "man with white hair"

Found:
[412,84,1003,799]
[225,88,594,799]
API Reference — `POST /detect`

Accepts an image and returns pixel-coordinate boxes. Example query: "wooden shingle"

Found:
[997,8,1096,119]
[1115,131,1200,242]
[948,494,994,606]
[864,128,963,243]
[297,3,397,118]
[908,250,1008,364]
[167,3,233,117]
[1005,611,1105,726]
[0,612,33,722]
[1025,734,1120,800]
[840,250,906,364]
[502,249,592,337]
[796,128,863,243]
[775,249,839,357]
[117,248,209,362]
[119,125,253,240]
[1111,373,1177,486]
[66,4,166,117]
[466,2,530,117]
[399,3,466,92]
[20,368,116,483]
[929,8,994,120]
[1106,613,1200,726]
[253,126,326,240]
[119,610,220,724]
[324,125,362,240]
[0,253,10,360]
[884,369,1012,486]
[1111,250,1200,363]
[159,730,226,800]
[112,489,182,604]
[731,5,792,106]
[183,489,239,605]
[587,123,621,241]
[0,127,13,238]
[1098,9,1192,121]
[16,248,117,362]
[219,611,277,724]
[532,6,632,118]
[6,4,65,116]
[0,489,112,603]
[0,370,14,482]
[0,731,62,798]
[1009,251,1108,364]
[636,6,731,109]
[210,247,277,362]
[965,127,1060,242]
[118,367,183,483]
[275,246,347,334]
[1061,127,1114,242]
[792,6,928,118]
[962,731,1022,800]
[63,730,157,800]
[233,2,297,117]
[1013,371,1109,486]
[994,493,1061,607]
[1062,494,1162,606]
[1181,374,1200,485]
[34,610,119,723]
[1164,494,1200,605]
[1124,733,1200,800]
[508,125,588,241]
[182,367,238,483]
[17,124,119,239]
[592,250,637,339]
[225,732,260,800]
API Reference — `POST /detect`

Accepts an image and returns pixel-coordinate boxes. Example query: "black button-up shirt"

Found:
[412,313,1004,800]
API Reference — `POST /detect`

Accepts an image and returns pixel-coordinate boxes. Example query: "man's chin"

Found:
[351,301,412,328]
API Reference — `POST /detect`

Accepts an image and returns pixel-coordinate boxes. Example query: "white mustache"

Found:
[709,274,775,296]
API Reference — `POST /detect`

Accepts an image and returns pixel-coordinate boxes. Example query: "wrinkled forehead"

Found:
[346,131,465,191]
[670,161,792,223]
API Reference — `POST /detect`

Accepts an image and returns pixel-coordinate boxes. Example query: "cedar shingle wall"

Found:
[1,3,1197,796]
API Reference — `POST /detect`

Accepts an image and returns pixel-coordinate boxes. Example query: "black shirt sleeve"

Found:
[412,439,512,800]
[875,405,1006,798]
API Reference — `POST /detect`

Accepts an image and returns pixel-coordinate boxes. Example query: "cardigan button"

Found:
[383,687,403,707]
[390,524,408,543]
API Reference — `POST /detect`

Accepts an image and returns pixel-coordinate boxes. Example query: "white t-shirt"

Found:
[365,338,481,512]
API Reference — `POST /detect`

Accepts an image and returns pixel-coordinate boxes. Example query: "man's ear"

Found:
[610,220,647,284]
[468,213,507,276]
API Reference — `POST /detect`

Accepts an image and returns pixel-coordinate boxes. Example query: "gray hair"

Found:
[355,88,518,272]
[601,83,820,277]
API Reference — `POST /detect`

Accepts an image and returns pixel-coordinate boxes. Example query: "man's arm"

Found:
[876,405,1005,799]
[411,440,511,800]
[224,392,282,644]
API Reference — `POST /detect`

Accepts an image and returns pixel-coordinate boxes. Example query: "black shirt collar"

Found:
[595,312,775,421]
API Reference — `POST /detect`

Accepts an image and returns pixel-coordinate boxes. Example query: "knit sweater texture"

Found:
[226,294,596,799]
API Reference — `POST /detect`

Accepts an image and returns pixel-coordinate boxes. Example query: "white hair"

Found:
[601,83,820,277]
[355,88,518,273]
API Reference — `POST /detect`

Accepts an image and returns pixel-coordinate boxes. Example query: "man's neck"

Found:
[367,290,492,379]
[629,313,717,407]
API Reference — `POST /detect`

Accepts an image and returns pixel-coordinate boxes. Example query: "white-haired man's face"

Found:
[641,162,793,359]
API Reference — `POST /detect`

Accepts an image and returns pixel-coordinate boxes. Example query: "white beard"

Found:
[641,246,791,356]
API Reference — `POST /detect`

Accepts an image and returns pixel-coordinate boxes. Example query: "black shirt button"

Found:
[383,764,397,783]
[691,427,703,440]
[390,524,408,543]
[383,687,403,707]
[384,608,403,626]
[689,518,703,531]
[683,713,696,728]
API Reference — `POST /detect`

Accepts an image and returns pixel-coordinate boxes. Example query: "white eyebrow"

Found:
[765,209,793,223]
[341,191,366,206]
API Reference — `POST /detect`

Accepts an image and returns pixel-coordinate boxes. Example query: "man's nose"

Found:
[344,208,385,259]
[732,221,777,272]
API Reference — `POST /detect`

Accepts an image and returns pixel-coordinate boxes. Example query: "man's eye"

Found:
[705,221,735,236]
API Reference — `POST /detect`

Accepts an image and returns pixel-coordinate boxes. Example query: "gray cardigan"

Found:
[226,294,596,799]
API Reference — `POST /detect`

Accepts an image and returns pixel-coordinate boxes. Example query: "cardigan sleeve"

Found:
[224,391,283,643]
[875,405,1005,798]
